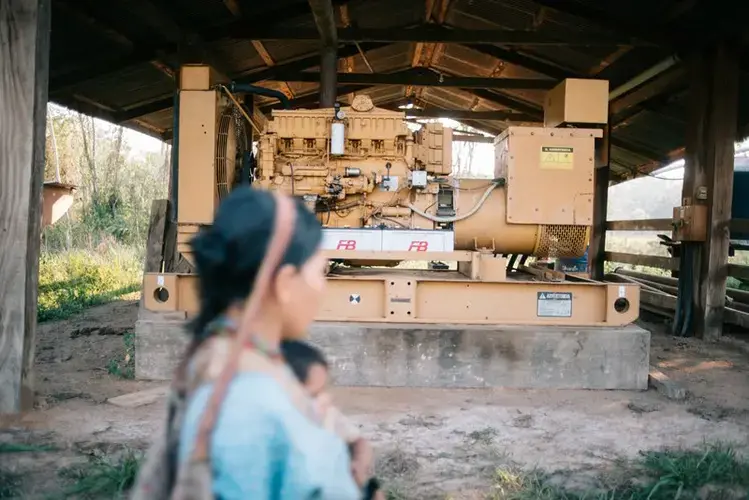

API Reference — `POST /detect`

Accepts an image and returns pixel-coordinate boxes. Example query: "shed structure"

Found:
[1,0,748,412]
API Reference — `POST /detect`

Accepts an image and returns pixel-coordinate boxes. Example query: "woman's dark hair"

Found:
[188,187,323,341]
[280,340,328,383]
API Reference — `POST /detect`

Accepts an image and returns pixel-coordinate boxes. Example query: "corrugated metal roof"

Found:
[48,0,749,182]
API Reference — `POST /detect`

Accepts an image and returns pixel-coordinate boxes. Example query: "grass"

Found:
[488,443,749,500]
[57,450,141,499]
[107,332,136,379]
[0,442,56,453]
[38,244,142,322]
[0,468,22,498]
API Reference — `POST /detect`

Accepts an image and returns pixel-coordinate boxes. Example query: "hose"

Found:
[228,83,291,109]
[407,178,505,223]
[672,244,695,337]
[680,245,695,337]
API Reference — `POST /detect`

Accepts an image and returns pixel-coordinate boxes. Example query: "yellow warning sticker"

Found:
[540,146,574,170]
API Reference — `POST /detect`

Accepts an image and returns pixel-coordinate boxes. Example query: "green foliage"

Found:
[0,442,56,453]
[488,443,749,500]
[57,451,141,499]
[107,332,136,379]
[0,468,22,498]
[37,245,142,322]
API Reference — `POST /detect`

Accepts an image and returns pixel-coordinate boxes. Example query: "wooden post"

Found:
[680,42,739,340]
[589,124,611,280]
[319,45,338,108]
[0,0,51,413]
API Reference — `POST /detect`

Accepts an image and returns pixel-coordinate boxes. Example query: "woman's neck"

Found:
[224,302,284,352]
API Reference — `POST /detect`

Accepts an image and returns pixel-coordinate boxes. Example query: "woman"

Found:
[167,188,361,499]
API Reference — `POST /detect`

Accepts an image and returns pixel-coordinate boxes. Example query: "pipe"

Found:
[408,180,502,223]
[229,83,291,109]
[608,56,679,101]
[170,90,180,222]
[320,45,338,108]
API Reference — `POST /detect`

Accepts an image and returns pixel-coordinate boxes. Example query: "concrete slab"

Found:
[135,317,188,380]
[309,323,651,390]
[135,312,650,390]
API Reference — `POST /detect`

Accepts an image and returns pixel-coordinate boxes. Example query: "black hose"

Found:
[672,246,686,336]
[229,83,291,109]
[680,245,695,337]
[673,244,696,337]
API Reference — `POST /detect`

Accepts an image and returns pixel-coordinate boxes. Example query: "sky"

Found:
[124,128,164,157]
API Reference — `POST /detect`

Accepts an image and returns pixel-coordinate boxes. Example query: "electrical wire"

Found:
[407,180,502,223]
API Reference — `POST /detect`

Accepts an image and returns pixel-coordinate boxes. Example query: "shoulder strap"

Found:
[190,193,297,462]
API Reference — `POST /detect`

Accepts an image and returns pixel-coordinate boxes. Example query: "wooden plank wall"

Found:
[0,0,51,413]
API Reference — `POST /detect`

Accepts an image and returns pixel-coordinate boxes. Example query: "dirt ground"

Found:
[1,301,749,498]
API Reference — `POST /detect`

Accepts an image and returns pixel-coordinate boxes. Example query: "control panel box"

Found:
[672,204,708,242]
[544,79,609,128]
[495,126,601,226]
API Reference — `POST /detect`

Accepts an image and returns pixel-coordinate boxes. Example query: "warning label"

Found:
[540,146,574,170]
[537,291,572,318]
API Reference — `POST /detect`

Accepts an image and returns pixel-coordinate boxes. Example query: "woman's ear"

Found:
[273,264,297,305]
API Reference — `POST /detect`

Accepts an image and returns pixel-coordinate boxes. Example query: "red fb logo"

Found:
[408,241,428,252]
[336,240,357,250]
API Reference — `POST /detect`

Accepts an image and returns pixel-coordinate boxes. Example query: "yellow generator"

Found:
[142,65,639,328]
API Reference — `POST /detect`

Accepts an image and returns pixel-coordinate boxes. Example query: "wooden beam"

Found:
[309,0,338,107]
[588,45,632,76]
[464,44,575,79]
[528,0,665,46]
[260,84,369,112]
[453,134,494,143]
[50,1,350,94]
[679,42,740,340]
[222,0,242,17]
[272,70,557,89]
[116,43,389,121]
[239,25,645,46]
[308,0,338,47]
[605,252,679,270]
[250,41,295,99]
[405,109,536,121]
[465,88,542,118]
[238,43,386,84]
[589,124,611,280]
[412,0,434,67]
[606,219,673,231]
[0,0,51,413]
[53,0,175,81]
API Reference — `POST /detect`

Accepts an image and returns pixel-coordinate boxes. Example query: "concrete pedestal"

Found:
[136,315,650,390]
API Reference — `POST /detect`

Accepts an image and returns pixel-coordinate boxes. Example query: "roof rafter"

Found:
[116,43,391,121]
[270,69,557,89]
[230,25,650,46]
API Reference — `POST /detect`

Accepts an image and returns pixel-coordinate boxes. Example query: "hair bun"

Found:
[191,227,228,271]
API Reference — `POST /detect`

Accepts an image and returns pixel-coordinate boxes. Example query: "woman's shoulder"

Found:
[191,371,299,416]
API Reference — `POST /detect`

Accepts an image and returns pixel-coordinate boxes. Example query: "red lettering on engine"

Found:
[408,241,429,252]
[336,240,357,250]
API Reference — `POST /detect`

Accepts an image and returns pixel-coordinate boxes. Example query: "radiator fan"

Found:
[215,106,251,200]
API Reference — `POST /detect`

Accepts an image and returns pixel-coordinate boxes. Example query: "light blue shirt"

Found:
[179,372,360,500]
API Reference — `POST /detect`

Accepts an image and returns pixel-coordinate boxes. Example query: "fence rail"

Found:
[605,218,749,279]
[604,218,749,329]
